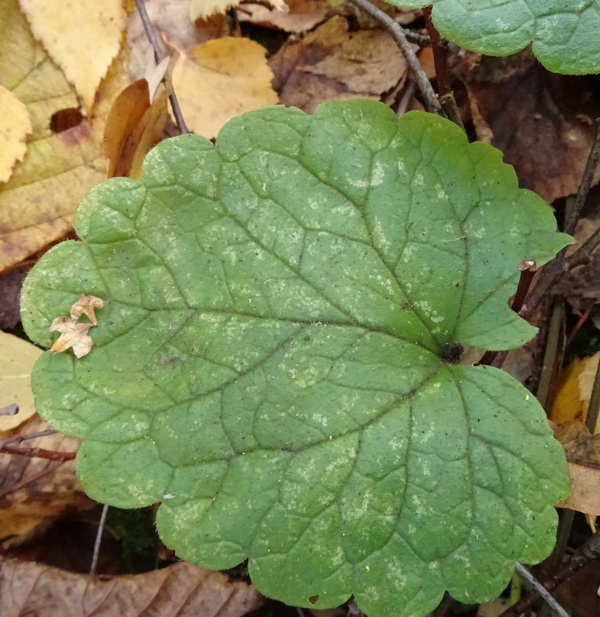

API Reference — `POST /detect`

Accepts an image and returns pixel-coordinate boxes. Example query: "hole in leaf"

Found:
[50,108,84,133]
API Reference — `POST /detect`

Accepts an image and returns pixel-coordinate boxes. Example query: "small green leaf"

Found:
[22,100,569,617]
[387,0,600,75]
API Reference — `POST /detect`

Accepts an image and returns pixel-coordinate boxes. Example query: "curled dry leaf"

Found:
[555,421,600,516]
[18,0,126,113]
[0,558,263,617]
[0,85,32,183]
[104,79,168,180]
[0,331,41,432]
[50,318,94,358]
[69,294,105,325]
[171,37,278,139]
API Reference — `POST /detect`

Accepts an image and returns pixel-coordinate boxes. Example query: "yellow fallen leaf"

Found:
[190,0,286,21]
[0,0,130,271]
[551,352,600,429]
[18,0,126,114]
[0,332,42,431]
[171,37,278,139]
[0,85,32,183]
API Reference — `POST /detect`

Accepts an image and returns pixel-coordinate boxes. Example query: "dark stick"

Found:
[134,0,189,135]
[0,444,76,461]
[422,7,464,129]
[348,0,442,116]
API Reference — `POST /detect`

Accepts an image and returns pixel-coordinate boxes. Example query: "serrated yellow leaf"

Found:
[18,0,126,113]
[0,85,32,183]
[171,37,278,139]
[0,0,130,271]
[0,331,42,431]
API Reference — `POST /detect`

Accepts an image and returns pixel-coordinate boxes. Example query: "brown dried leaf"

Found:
[0,265,30,330]
[50,318,93,358]
[0,558,263,617]
[104,80,168,179]
[457,51,600,203]
[270,16,408,113]
[554,217,600,329]
[555,421,600,516]
[0,417,91,546]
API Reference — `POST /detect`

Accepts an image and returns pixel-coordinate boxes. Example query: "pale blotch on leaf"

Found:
[69,294,104,324]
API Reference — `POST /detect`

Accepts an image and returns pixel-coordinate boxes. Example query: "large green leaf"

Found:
[386,0,600,75]
[22,100,569,617]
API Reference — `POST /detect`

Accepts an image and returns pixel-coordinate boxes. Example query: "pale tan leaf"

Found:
[555,421,600,516]
[171,37,278,139]
[190,0,285,21]
[0,85,31,183]
[0,558,263,617]
[50,317,94,358]
[18,0,126,113]
[0,332,41,431]
[238,0,327,33]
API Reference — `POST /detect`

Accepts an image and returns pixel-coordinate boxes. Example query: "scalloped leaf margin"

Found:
[387,0,600,75]
[22,100,570,617]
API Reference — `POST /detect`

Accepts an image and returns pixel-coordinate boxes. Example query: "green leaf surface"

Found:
[22,100,569,617]
[387,0,600,75]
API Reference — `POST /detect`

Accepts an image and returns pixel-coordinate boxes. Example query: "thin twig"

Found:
[134,0,189,134]
[0,444,76,461]
[348,0,442,116]
[0,429,57,447]
[422,7,464,129]
[89,503,110,576]
[565,118,600,235]
[513,563,570,617]
[500,530,600,617]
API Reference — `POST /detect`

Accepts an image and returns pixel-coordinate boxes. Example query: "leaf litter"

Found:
[4,0,600,616]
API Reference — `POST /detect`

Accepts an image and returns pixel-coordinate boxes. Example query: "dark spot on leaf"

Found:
[50,108,84,133]
[442,343,463,364]
[304,336,311,342]
[308,595,319,604]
